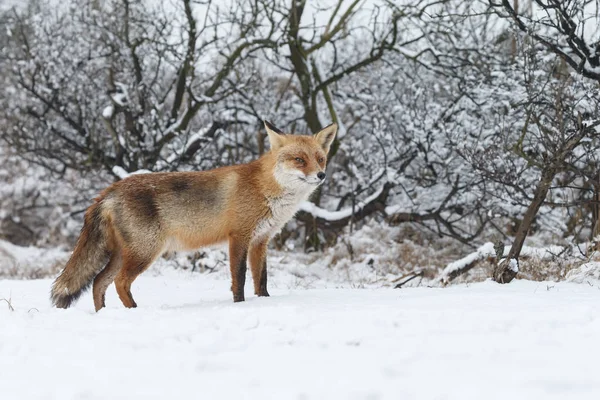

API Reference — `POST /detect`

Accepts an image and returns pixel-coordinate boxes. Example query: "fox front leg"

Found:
[249,239,269,297]
[228,236,249,302]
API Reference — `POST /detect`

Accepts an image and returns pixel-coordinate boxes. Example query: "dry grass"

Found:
[448,255,588,284]
[317,222,468,287]
[517,257,582,281]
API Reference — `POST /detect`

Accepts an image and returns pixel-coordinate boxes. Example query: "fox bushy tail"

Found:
[51,201,109,308]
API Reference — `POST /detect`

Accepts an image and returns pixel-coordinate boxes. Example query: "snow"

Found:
[566,262,600,283]
[102,105,114,119]
[112,166,152,180]
[521,245,565,259]
[2,276,600,399]
[184,125,211,152]
[0,239,67,278]
[110,82,129,107]
[299,184,385,221]
[0,0,23,12]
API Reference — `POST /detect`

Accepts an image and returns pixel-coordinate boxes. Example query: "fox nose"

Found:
[317,172,326,181]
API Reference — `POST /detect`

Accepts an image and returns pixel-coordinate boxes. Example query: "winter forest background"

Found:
[1,0,600,286]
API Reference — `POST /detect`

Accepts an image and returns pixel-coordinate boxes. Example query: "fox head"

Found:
[264,120,337,194]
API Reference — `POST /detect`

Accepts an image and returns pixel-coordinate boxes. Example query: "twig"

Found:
[1,297,15,312]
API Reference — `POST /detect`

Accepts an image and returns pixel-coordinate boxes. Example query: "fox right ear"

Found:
[315,123,337,154]
[264,120,286,150]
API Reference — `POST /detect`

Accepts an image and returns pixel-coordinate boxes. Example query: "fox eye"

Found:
[317,157,324,164]
[295,157,305,164]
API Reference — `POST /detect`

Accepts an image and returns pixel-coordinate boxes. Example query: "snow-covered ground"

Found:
[2,271,600,400]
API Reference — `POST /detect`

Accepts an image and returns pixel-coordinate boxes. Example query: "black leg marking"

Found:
[233,250,247,302]
[258,259,269,297]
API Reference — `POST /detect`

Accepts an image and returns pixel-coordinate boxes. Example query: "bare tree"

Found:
[487,0,600,282]
[1,0,277,177]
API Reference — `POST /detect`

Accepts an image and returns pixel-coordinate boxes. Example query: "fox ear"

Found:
[264,120,286,150]
[315,123,337,153]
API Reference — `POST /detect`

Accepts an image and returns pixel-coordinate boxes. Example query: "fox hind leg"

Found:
[114,250,158,308]
[92,250,122,312]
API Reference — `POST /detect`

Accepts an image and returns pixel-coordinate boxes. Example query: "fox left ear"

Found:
[264,120,286,150]
[315,123,338,154]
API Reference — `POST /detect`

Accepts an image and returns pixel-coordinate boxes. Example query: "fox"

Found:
[50,120,337,311]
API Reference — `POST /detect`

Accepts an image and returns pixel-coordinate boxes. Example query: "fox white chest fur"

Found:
[252,164,317,241]
[253,192,310,241]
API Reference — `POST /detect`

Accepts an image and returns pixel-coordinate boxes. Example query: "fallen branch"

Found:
[435,243,496,286]
[296,182,393,230]
[393,270,424,288]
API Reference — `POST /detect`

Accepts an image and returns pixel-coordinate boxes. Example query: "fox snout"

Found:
[307,171,326,185]
[303,170,327,185]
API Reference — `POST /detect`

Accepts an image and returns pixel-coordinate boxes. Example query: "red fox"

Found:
[51,121,337,311]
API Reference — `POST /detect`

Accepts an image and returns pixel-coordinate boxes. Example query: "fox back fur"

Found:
[51,121,337,311]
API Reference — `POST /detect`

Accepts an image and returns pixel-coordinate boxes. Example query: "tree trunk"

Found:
[510,0,519,61]
[493,166,556,283]
[286,0,323,251]
[591,174,600,251]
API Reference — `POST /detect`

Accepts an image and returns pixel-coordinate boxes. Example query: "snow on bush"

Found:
[565,262,600,284]
[0,239,68,279]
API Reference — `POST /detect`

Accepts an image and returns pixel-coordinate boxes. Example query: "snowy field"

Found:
[2,271,600,400]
